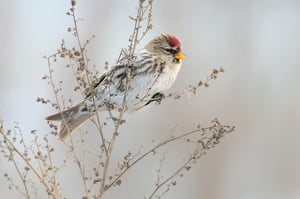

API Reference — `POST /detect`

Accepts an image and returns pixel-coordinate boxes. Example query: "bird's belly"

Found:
[94,69,178,110]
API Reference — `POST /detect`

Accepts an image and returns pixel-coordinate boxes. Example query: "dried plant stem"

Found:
[8,148,30,199]
[106,128,200,190]
[98,1,153,197]
[128,2,143,56]
[107,129,198,190]
[98,127,119,198]
[147,120,234,198]
[0,0,234,198]
[148,145,205,198]
[71,5,108,155]
[47,56,86,198]
[128,0,153,57]
[135,0,153,43]
[1,132,59,199]
[98,38,131,199]
[68,137,91,198]
[46,57,64,116]
[106,120,234,195]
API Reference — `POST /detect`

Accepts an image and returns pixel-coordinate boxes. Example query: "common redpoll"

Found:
[46,33,185,140]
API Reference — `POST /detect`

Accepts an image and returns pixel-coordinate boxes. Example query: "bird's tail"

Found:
[45,102,94,140]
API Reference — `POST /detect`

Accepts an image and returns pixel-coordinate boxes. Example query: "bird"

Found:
[45,33,185,140]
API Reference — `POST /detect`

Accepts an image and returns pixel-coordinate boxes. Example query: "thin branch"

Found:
[66,136,90,198]
[8,149,30,199]
[97,1,153,197]
[0,131,58,199]
[165,66,225,100]
[106,127,205,190]
[148,120,235,198]
[70,5,108,155]
[107,120,234,192]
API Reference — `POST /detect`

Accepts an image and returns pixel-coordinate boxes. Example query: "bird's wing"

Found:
[84,63,128,98]
[84,73,106,98]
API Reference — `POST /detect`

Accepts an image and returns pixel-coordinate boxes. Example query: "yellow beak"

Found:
[175,52,185,60]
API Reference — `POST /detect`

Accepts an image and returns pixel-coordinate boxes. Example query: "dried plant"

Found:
[0,0,234,199]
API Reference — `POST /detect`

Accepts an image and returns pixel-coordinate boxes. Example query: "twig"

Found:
[70,4,108,155]
[147,120,235,198]
[8,149,30,199]
[0,129,59,199]
[107,119,234,193]
[165,66,225,100]
[97,1,154,198]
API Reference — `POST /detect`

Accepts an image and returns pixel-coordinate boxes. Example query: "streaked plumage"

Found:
[45,33,184,140]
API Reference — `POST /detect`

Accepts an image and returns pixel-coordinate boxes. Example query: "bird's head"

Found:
[145,33,185,63]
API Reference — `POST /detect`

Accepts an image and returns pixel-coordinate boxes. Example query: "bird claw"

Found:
[145,92,165,106]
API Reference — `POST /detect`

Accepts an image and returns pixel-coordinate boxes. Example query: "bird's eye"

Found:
[164,48,177,54]
[172,58,180,64]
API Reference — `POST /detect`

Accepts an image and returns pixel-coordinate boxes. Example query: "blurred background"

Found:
[0,0,300,198]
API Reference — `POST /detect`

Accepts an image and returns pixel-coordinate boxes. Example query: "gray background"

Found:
[0,0,299,198]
